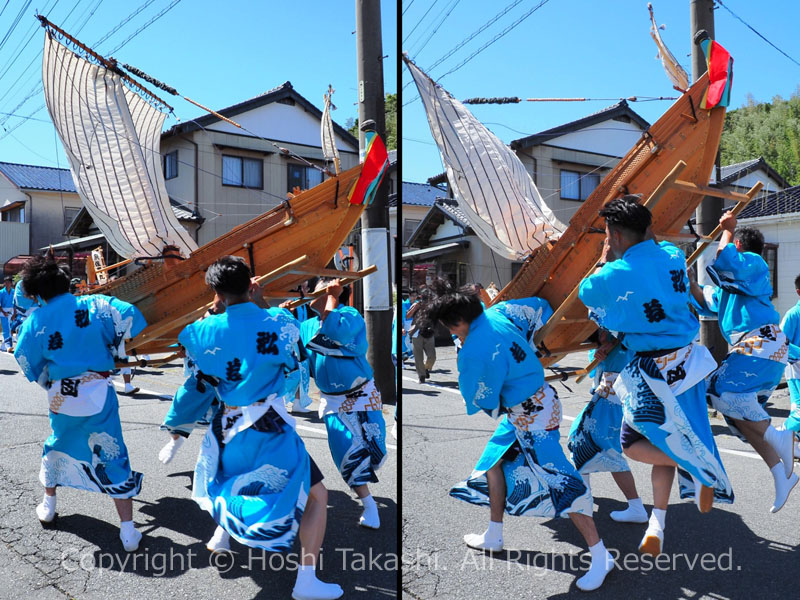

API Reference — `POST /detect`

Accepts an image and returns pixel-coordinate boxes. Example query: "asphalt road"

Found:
[0,350,397,600]
[401,345,800,600]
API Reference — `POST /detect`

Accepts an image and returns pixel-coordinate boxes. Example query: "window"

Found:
[0,205,23,222]
[287,164,324,192]
[163,150,178,180]
[458,263,467,286]
[222,155,263,189]
[764,243,778,299]
[63,206,81,232]
[560,169,600,201]
[403,219,421,246]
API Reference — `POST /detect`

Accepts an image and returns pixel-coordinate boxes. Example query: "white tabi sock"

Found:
[576,540,614,591]
[358,494,380,529]
[650,508,666,531]
[771,463,799,513]
[765,425,794,478]
[464,520,503,552]
[609,497,647,523]
[119,520,141,552]
[158,437,184,464]
[207,525,231,552]
[292,564,343,600]
[36,494,56,523]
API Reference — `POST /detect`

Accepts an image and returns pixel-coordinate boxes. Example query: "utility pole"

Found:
[356,0,395,404]
[691,0,727,363]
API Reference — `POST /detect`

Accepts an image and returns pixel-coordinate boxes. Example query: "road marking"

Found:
[403,376,764,459]
[112,381,173,400]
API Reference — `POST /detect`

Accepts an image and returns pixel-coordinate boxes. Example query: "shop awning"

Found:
[41,233,105,250]
[401,240,469,261]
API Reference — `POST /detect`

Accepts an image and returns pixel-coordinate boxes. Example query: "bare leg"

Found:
[651,465,675,510]
[568,513,600,546]
[353,484,369,499]
[113,498,133,522]
[294,482,342,597]
[299,482,328,566]
[485,462,506,523]
[611,471,639,500]
[45,486,56,496]
[463,462,506,551]
[624,439,677,467]
[731,418,779,467]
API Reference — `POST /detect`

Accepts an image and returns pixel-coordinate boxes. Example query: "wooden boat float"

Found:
[94,163,375,356]
[492,71,762,372]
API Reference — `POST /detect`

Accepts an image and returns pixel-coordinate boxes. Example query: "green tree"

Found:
[346,93,397,150]
[720,88,800,185]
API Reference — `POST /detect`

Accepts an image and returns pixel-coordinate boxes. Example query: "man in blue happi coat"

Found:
[13,256,145,551]
[181,256,342,600]
[300,278,387,531]
[428,287,615,592]
[0,276,15,351]
[781,273,800,460]
[579,196,731,557]
[689,212,796,512]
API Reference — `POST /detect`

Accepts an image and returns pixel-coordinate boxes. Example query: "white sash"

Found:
[318,379,382,418]
[47,372,110,416]
[220,393,296,444]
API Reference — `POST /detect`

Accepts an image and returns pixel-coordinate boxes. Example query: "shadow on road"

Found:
[477,496,798,599]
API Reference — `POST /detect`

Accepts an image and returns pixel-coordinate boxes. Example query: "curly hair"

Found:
[734,226,765,256]
[795,273,800,291]
[21,255,71,301]
[598,195,652,237]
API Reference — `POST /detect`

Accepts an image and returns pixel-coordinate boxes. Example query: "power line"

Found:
[437,0,551,81]
[402,0,524,91]
[715,0,800,69]
[0,0,32,54]
[403,0,441,44]
[409,0,461,59]
[402,0,416,16]
[106,0,183,55]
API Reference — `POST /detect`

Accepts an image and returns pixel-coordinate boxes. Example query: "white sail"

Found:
[321,89,340,167]
[404,57,564,260]
[41,32,198,259]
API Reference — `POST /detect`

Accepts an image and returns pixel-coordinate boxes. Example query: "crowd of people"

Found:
[405,196,800,591]
[6,254,391,600]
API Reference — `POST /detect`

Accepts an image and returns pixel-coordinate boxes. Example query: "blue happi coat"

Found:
[180,301,310,552]
[300,305,386,488]
[179,302,300,406]
[699,244,787,432]
[782,300,800,435]
[457,306,544,417]
[14,292,145,498]
[492,297,553,348]
[703,244,781,343]
[580,240,733,504]
[300,306,373,394]
[579,240,699,351]
[450,305,592,518]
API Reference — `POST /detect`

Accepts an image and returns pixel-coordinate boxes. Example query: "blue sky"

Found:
[0,0,397,168]
[402,0,800,183]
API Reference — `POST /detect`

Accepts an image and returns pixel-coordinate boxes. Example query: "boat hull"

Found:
[92,163,365,354]
[492,73,726,366]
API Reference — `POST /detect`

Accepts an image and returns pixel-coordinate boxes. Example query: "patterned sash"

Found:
[318,379,383,418]
[47,371,110,416]
[505,383,561,432]
[730,324,788,364]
